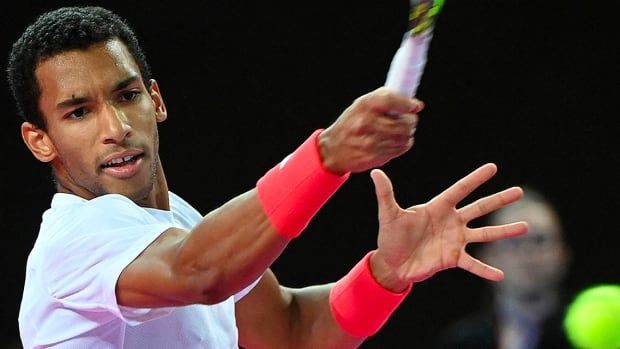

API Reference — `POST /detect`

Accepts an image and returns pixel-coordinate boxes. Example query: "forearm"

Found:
[174,189,289,304]
[236,254,410,349]
[289,252,411,348]
[286,285,365,349]
[174,130,350,304]
[236,271,364,349]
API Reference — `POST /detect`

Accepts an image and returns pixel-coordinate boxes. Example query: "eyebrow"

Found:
[113,75,140,92]
[55,75,141,109]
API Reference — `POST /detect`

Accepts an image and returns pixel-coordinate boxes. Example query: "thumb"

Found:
[370,169,400,222]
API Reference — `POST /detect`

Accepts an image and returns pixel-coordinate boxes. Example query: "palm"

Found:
[371,164,528,284]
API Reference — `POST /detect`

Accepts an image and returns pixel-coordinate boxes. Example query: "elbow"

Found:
[171,260,233,305]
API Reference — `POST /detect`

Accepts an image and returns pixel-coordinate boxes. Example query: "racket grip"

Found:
[384,32,433,98]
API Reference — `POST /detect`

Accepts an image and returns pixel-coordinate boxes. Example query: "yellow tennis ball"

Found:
[563,284,620,349]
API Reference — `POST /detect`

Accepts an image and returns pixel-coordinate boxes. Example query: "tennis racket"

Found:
[385,0,445,98]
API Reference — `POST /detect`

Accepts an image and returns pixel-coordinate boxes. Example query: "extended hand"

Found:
[368,163,529,292]
[318,87,423,175]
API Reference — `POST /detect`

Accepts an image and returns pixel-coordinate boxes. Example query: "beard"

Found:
[54,130,160,204]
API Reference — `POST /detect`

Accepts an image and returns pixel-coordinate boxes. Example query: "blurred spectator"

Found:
[437,186,572,349]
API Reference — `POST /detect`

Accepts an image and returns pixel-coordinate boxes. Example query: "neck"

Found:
[152,156,169,210]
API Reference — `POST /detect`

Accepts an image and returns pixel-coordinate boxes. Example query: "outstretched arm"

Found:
[117,87,422,307]
[235,163,528,348]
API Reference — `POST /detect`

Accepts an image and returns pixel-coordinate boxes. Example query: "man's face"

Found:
[30,38,166,203]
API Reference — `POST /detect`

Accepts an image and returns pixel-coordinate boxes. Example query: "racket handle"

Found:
[385,31,433,98]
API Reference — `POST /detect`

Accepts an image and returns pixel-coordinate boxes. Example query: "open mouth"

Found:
[100,153,145,179]
[101,154,142,168]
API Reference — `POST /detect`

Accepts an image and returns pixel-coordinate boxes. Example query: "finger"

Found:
[372,112,419,136]
[373,138,415,165]
[458,253,505,281]
[363,124,414,144]
[370,169,401,222]
[466,222,529,243]
[369,114,419,148]
[377,134,414,149]
[438,163,498,206]
[459,186,524,222]
[360,88,424,115]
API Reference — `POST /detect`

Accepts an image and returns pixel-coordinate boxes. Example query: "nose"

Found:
[99,104,132,144]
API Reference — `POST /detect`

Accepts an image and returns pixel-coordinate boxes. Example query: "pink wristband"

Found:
[329,251,412,338]
[256,129,350,239]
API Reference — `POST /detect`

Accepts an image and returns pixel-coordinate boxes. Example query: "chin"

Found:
[103,179,153,202]
[100,162,157,203]
[127,185,155,203]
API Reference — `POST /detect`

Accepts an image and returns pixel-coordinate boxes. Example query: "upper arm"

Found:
[116,227,196,308]
[117,189,287,308]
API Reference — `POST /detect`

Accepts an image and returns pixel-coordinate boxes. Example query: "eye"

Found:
[66,107,88,119]
[119,90,140,102]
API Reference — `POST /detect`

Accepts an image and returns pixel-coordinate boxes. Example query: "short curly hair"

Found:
[6,6,152,129]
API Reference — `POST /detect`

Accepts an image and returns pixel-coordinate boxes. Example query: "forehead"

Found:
[35,39,141,96]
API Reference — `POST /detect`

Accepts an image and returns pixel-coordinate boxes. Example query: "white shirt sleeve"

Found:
[43,194,176,326]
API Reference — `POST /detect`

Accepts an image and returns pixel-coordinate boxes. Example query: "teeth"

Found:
[105,155,135,166]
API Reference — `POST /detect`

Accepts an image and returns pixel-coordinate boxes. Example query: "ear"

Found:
[149,79,167,122]
[21,122,57,163]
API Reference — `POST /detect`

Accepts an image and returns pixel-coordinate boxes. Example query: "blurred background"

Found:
[1,1,618,347]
